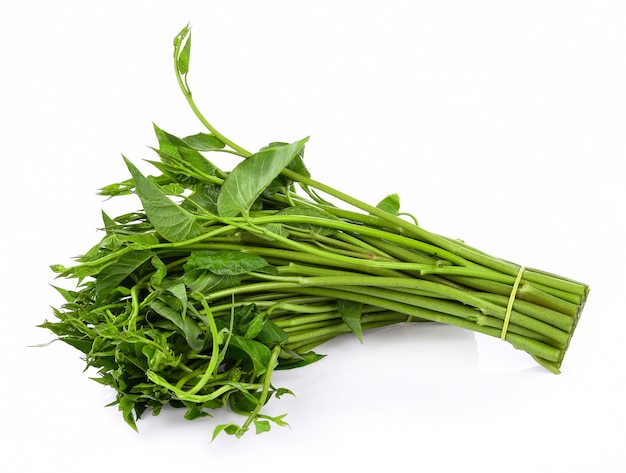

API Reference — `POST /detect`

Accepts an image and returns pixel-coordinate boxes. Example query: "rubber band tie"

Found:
[501,265,526,340]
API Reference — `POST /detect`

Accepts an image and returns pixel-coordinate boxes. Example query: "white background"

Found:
[2,1,625,471]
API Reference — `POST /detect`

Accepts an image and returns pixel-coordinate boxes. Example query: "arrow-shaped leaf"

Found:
[217,137,309,217]
[124,156,204,242]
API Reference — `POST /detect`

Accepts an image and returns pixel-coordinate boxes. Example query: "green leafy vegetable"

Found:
[39,24,590,441]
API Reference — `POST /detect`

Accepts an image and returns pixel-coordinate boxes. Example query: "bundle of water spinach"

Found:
[41,25,589,439]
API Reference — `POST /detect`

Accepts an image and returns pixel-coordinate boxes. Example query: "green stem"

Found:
[173,28,251,158]
[127,284,143,331]
[276,285,562,363]
[281,169,586,298]
[185,294,222,395]
[241,213,473,267]
[240,345,281,432]
[148,370,263,403]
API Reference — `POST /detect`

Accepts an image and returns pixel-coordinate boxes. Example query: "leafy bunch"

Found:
[41,25,589,439]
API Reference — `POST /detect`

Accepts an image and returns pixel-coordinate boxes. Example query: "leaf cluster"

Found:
[44,107,345,437]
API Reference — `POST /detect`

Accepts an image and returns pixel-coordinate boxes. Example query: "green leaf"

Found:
[256,319,289,345]
[149,255,168,287]
[259,413,290,427]
[182,184,221,214]
[149,299,205,351]
[51,285,79,303]
[182,402,213,420]
[178,147,220,177]
[258,223,290,239]
[154,124,185,157]
[217,137,309,217]
[177,30,191,75]
[141,343,179,371]
[337,299,363,343]
[152,125,222,182]
[99,179,135,197]
[160,182,186,196]
[275,351,326,370]
[119,233,160,249]
[212,423,246,440]
[261,141,310,178]
[228,389,261,413]
[183,269,241,293]
[118,395,139,432]
[229,335,272,377]
[101,210,115,234]
[184,250,268,276]
[260,141,310,197]
[254,419,271,434]
[165,282,188,320]
[273,388,294,399]
[174,23,190,48]
[376,193,400,215]
[147,160,200,192]
[95,250,153,301]
[60,336,94,355]
[235,304,267,340]
[182,133,225,151]
[76,234,123,262]
[124,156,204,242]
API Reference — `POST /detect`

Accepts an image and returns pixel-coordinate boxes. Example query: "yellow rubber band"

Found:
[501,265,526,341]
